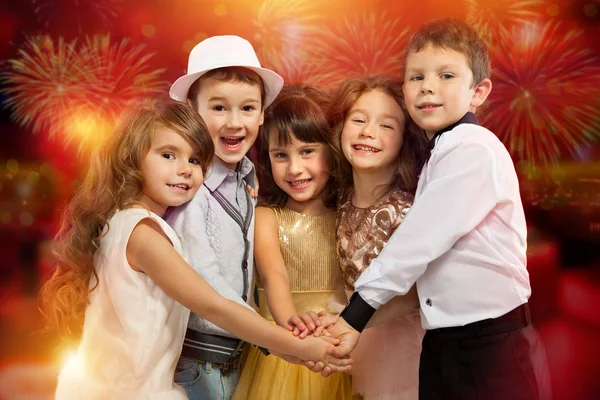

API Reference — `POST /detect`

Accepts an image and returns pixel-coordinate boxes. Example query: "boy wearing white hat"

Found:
[166,35,284,400]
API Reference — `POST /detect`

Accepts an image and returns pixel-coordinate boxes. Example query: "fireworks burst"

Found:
[482,22,600,165]
[1,35,167,154]
[261,49,323,87]
[80,36,167,121]
[309,13,410,90]
[0,36,92,139]
[465,0,544,44]
[252,0,321,68]
[32,0,123,32]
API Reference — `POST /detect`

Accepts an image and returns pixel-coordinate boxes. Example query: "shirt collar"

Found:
[204,157,256,192]
[427,112,480,149]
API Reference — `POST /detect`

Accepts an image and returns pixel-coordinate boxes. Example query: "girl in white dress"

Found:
[40,98,351,399]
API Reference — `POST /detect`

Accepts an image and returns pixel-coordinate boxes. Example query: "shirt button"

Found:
[425,298,432,307]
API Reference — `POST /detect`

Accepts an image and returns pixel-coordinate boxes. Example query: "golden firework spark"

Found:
[309,12,410,90]
[261,49,323,87]
[0,36,93,138]
[1,35,167,154]
[252,0,322,68]
[80,35,167,120]
[465,0,544,43]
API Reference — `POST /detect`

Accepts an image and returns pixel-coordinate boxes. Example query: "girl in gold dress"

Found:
[232,86,353,400]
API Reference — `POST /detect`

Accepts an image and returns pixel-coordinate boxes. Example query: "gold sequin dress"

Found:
[338,188,424,400]
[233,207,353,400]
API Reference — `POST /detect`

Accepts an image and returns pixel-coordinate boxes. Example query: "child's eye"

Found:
[189,157,201,165]
[213,105,225,112]
[352,118,365,124]
[301,149,314,156]
[274,153,287,159]
[242,105,256,112]
[410,75,423,81]
[381,124,394,130]
[440,73,454,80]
[162,153,175,160]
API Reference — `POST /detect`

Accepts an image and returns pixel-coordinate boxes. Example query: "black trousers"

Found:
[419,304,552,400]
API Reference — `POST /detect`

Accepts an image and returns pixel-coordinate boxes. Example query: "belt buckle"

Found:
[221,362,232,375]
[222,340,244,375]
[230,340,245,359]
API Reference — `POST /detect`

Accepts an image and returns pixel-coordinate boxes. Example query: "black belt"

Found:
[181,329,245,365]
[428,303,531,339]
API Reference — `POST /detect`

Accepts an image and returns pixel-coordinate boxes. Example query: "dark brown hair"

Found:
[39,98,214,339]
[187,67,266,109]
[404,18,491,86]
[329,75,427,198]
[258,85,340,209]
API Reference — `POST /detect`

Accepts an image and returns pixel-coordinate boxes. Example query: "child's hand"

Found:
[246,180,259,199]
[287,311,327,338]
[313,314,339,337]
[301,335,353,374]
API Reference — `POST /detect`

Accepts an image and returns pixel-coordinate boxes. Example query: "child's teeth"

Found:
[291,180,310,186]
[222,137,244,147]
[355,145,378,152]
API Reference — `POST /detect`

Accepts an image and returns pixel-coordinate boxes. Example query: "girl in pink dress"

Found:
[331,75,427,399]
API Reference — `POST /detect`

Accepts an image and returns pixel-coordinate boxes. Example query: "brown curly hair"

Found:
[329,75,427,199]
[257,85,341,209]
[39,98,214,340]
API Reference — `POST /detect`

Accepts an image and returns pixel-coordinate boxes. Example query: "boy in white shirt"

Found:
[316,18,552,400]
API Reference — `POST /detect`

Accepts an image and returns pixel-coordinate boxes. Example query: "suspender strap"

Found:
[205,184,253,302]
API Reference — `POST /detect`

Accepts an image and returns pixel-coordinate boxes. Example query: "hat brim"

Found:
[170,65,284,108]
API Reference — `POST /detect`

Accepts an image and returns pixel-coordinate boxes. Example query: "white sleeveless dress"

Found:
[55,208,190,399]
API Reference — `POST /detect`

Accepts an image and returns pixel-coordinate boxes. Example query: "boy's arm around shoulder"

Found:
[357,138,502,301]
[167,193,255,312]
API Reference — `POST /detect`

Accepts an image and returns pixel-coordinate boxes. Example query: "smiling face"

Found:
[340,89,405,176]
[191,77,264,169]
[268,133,331,212]
[403,44,490,139]
[137,126,205,216]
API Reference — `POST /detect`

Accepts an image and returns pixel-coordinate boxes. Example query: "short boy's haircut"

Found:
[186,66,266,110]
[404,18,491,86]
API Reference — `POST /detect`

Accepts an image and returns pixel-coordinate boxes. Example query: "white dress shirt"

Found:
[354,117,531,330]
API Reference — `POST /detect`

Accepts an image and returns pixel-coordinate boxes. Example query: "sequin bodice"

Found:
[337,188,414,290]
[257,207,342,291]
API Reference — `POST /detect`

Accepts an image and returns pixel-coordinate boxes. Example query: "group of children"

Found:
[41,17,551,400]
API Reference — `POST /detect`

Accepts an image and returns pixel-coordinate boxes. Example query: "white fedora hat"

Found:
[170,35,284,108]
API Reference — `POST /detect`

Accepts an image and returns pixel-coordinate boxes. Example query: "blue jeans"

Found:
[174,359,240,400]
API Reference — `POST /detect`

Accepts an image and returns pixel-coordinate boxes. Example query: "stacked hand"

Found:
[286,311,361,377]
[285,310,328,338]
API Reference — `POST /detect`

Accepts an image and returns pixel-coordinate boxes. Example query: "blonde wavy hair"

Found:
[39,98,214,340]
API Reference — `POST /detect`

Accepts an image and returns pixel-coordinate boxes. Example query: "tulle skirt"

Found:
[351,310,424,400]
[232,345,354,400]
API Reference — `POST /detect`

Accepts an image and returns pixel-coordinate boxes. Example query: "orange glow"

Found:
[63,110,111,152]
